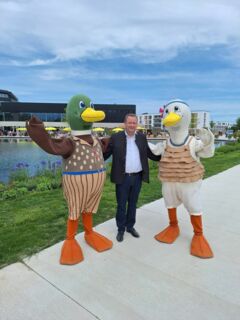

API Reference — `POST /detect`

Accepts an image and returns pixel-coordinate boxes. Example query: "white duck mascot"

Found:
[149,100,214,258]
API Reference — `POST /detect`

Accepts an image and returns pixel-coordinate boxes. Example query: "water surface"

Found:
[0,138,229,183]
[0,140,61,183]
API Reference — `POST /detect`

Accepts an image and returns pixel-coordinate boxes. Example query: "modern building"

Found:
[214,121,233,135]
[137,113,163,130]
[0,90,135,130]
[190,111,210,129]
[0,89,18,102]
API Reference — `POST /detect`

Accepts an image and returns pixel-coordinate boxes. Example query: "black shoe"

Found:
[126,228,140,238]
[116,231,124,242]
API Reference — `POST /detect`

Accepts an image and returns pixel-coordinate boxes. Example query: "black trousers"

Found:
[115,173,142,232]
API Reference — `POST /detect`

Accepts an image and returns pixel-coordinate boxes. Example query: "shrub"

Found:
[216,142,240,154]
[51,179,61,189]
[0,162,63,201]
[0,183,6,192]
[11,180,27,188]
[36,180,52,192]
[16,187,28,196]
[9,169,29,183]
[25,180,38,191]
[1,189,19,200]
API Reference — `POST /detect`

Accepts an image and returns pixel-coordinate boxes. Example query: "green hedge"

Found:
[0,169,62,200]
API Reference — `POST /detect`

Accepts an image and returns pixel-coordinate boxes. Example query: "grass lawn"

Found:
[0,142,240,268]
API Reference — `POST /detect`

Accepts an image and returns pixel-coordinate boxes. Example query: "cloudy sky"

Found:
[1,0,240,122]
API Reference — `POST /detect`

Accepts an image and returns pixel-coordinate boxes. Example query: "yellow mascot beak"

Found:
[163,112,182,127]
[81,108,105,122]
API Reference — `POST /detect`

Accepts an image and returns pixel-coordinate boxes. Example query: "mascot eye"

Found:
[90,102,94,109]
[165,109,169,114]
[174,106,179,111]
[79,101,85,108]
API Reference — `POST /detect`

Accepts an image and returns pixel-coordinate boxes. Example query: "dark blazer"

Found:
[103,131,161,184]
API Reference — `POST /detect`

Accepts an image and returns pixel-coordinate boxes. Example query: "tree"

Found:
[210,120,215,129]
[236,117,240,131]
[231,117,240,139]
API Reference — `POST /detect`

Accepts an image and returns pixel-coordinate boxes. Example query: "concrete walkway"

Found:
[1,165,240,320]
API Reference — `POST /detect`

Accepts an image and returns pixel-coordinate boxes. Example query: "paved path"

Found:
[1,165,240,320]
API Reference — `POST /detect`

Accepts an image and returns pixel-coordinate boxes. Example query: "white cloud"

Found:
[34,65,239,88]
[7,58,58,67]
[37,66,194,81]
[1,0,239,123]
[1,0,240,63]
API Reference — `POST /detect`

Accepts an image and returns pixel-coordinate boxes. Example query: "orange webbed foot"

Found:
[85,231,113,252]
[155,225,180,244]
[60,239,84,265]
[190,235,214,259]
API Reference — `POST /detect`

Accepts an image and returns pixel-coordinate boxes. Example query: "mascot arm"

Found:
[26,116,75,158]
[148,141,165,156]
[98,137,110,154]
[195,128,215,158]
[102,136,113,161]
[147,144,161,161]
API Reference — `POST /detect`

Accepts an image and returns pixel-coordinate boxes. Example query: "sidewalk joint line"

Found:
[21,261,101,320]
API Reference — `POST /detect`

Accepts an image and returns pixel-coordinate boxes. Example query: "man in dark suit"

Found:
[104,114,161,242]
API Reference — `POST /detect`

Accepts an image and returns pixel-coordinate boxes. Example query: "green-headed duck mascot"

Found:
[26,94,113,265]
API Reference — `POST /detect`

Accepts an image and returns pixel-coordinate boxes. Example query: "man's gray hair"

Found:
[124,113,137,123]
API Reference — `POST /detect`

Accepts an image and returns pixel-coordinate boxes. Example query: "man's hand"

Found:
[196,128,214,146]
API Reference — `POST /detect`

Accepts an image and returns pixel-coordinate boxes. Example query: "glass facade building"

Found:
[0,90,136,124]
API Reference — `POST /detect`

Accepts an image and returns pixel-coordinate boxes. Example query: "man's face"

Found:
[125,116,137,136]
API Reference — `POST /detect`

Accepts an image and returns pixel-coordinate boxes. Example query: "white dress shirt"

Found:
[125,132,142,173]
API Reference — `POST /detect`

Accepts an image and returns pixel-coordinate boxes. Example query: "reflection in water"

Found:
[0,140,61,183]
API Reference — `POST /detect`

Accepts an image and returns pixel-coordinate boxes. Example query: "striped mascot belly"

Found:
[62,136,106,220]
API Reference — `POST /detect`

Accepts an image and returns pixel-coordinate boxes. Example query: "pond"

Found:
[0,140,61,183]
[0,138,231,184]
